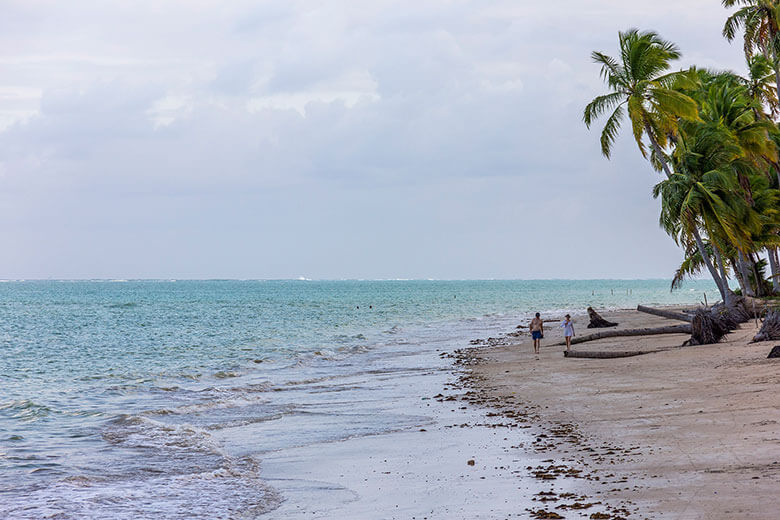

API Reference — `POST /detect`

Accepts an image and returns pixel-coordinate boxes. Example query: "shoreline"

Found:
[455,308,779,519]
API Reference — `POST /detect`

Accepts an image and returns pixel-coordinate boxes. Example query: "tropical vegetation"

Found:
[585,6,780,303]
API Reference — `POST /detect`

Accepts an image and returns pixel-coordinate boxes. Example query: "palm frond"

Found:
[599,104,625,158]
[583,92,624,128]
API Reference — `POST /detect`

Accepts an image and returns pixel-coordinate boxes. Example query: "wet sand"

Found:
[458,309,780,519]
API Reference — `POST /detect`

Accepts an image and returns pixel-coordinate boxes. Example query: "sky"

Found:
[0,1,749,279]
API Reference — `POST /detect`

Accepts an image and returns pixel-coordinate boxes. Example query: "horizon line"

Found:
[0,277,710,282]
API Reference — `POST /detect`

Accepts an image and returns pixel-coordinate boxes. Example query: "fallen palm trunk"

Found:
[752,310,780,342]
[586,307,618,328]
[741,295,771,319]
[563,349,662,359]
[555,324,691,346]
[636,305,692,323]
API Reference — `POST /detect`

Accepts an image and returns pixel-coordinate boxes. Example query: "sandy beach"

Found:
[457,309,780,519]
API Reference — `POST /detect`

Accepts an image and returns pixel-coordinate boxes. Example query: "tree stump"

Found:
[586,307,618,328]
[687,307,739,345]
[752,310,780,343]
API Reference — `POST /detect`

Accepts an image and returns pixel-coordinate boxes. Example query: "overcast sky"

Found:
[0,1,748,279]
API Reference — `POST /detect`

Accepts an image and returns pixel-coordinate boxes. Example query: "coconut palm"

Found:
[742,54,779,117]
[723,0,780,99]
[737,54,780,291]
[673,71,780,294]
[703,70,780,293]
[583,29,699,178]
[699,75,777,198]
[653,111,739,302]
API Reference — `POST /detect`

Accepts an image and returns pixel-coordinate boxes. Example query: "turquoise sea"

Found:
[0,279,717,518]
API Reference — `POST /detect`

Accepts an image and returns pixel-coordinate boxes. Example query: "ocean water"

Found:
[0,279,717,518]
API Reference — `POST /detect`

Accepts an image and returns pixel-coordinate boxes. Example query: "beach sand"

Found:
[458,309,779,519]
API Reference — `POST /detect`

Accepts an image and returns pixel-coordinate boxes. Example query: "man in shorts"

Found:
[529,312,543,354]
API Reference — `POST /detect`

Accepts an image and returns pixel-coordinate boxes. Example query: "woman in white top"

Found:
[561,314,575,352]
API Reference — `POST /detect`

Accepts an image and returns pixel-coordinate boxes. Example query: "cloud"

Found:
[0,0,753,278]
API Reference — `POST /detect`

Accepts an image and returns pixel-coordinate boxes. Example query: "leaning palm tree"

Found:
[700,69,780,293]
[654,84,765,305]
[675,71,780,294]
[653,161,742,305]
[737,54,780,291]
[583,29,699,178]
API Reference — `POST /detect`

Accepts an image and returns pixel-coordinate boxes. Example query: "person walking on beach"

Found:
[529,312,543,354]
[561,314,575,352]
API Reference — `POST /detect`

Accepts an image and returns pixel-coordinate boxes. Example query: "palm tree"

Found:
[654,119,744,304]
[738,54,780,291]
[723,0,780,100]
[701,69,780,293]
[742,54,779,117]
[583,29,699,178]
[674,71,780,295]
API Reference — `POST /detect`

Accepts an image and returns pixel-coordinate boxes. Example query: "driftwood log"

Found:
[752,310,780,343]
[555,323,691,346]
[586,307,618,328]
[563,349,662,359]
[636,305,692,323]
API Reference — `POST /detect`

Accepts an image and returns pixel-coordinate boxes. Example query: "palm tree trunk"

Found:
[644,122,674,179]
[770,34,780,116]
[737,251,756,297]
[774,64,780,115]
[769,248,780,293]
[712,244,734,307]
[731,256,748,295]
[641,121,732,302]
[691,226,726,301]
[750,252,766,297]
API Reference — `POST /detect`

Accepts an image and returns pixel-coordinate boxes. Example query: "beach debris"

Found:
[448,339,641,519]
[557,323,691,346]
[558,501,601,510]
[752,310,780,343]
[469,336,511,347]
[563,350,660,359]
[686,306,740,345]
[636,305,692,322]
[677,296,769,345]
[466,459,475,466]
[587,307,618,328]
[527,509,565,519]
[767,346,780,358]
